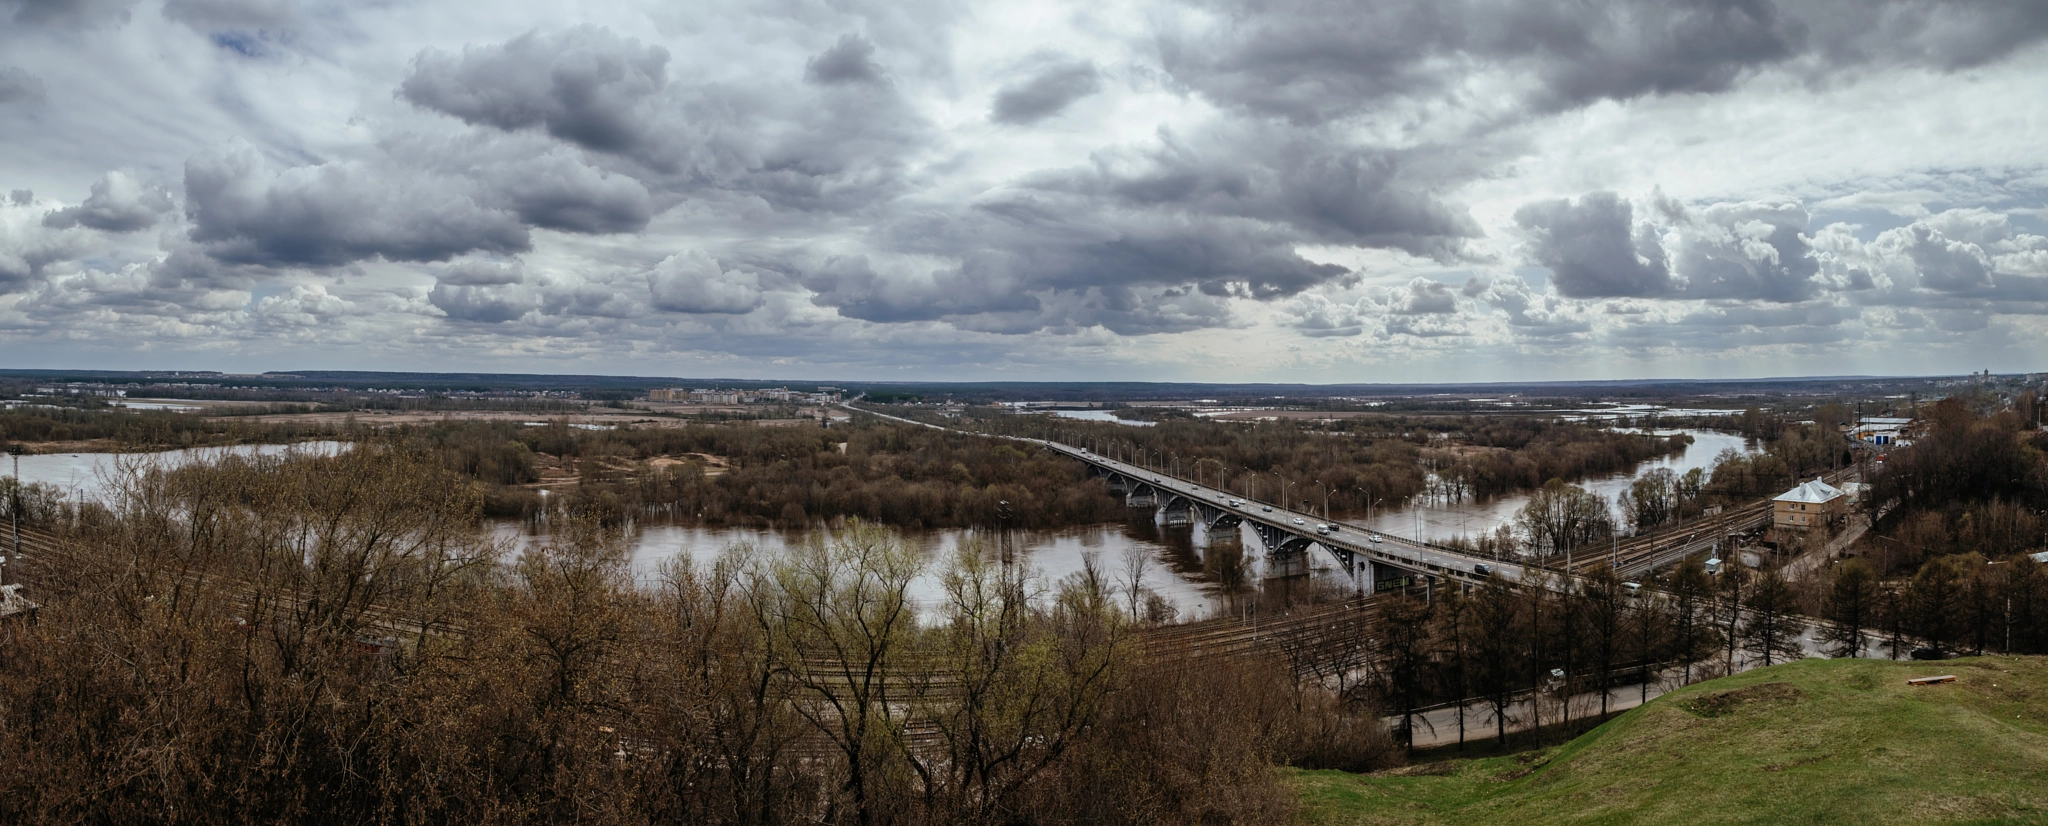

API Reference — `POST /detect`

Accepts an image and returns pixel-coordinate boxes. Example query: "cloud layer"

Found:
[0,0,2044,379]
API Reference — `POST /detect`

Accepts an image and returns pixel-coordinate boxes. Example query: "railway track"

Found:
[1567,465,1861,578]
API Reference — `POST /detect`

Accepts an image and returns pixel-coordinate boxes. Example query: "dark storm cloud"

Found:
[1022,130,1480,260]
[1515,192,1672,298]
[1893,223,1993,292]
[161,0,294,32]
[782,118,1483,333]
[498,153,652,234]
[990,59,1100,124]
[3,0,136,28]
[429,282,538,323]
[437,260,524,286]
[0,66,46,104]
[401,26,671,157]
[1157,0,2048,124]
[804,34,887,86]
[1667,200,1819,302]
[799,254,1040,324]
[183,143,531,268]
[42,171,174,232]
[398,26,929,215]
[1798,0,2048,71]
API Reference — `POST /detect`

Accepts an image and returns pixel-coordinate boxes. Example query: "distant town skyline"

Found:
[3,1,2046,382]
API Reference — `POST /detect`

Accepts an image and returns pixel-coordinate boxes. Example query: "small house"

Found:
[1773,478,1848,531]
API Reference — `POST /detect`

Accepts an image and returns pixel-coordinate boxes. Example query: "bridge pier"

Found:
[1161,496,1193,527]
[1266,547,1309,579]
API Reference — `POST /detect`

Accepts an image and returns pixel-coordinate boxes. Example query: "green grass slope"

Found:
[1292,657,2048,826]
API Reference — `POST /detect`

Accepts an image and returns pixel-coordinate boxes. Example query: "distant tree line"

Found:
[0,406,337,451]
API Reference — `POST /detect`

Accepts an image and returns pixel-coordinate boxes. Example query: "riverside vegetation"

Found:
[0,447,1394,826]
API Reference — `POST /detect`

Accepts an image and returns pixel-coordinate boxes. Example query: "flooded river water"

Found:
[1353,429,1755,543]
[10,429,1751,618]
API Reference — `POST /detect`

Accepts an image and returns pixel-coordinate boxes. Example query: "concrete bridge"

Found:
[840,401,1533,593]
[840,401,1806,594]
[1043,441,1528,592]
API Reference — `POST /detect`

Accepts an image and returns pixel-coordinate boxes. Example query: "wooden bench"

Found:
[1907,675,1957,686]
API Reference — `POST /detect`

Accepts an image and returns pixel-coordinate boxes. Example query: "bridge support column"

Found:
[1267,548,1308,579]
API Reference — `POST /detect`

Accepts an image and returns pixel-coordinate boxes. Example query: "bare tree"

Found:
[1117,544,1154,623]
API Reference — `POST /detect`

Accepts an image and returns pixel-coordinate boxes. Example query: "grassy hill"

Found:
[1292,657,2048,825]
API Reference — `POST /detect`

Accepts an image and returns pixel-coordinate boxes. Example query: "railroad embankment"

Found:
[1291,655,2048,825]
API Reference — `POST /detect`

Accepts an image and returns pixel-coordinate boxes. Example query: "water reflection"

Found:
[490,510,1353,621]
[1358,428,1756,543]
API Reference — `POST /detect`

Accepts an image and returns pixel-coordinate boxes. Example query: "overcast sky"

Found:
[2,0,2045,382]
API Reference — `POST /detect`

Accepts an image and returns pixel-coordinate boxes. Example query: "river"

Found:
[7,440,1301,619]
[1353,428,1755,544]
[7,441,350,501]
[9,429,1749,617]
[486,515,1338,620]
[1048,410,1156,426]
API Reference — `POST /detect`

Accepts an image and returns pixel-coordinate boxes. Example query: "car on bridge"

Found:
[1368,533,1383,543]
[1472,563,1491,576]
[1229,499,1243,507]
[1292,517,1306,525]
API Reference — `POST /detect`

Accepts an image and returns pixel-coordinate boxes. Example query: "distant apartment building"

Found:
[1773,478,1849,531]
[646,386,841,405]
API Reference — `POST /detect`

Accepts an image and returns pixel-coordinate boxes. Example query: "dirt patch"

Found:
[1380,761,1460,778]
[1683,682,1805,718]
